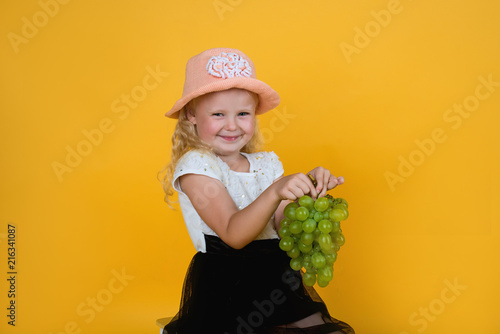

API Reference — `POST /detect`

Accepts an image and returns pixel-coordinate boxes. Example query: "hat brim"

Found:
[165,77,280,119]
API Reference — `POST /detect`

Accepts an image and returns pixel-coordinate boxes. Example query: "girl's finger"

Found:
[319,170,331,195]
[327,176,344,190]
[287,185,303,201]
[303,174,318,198]
[327,176,338,190]
[315,171,323,191]
[283,190,293,201]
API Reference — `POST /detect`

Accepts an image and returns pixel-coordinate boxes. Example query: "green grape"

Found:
[303,258,313,270]
[279,236,294,251]
[318,232,334,252]
[337,198,348,208]
[313,228,322,242]
[332,232,345,246]
[318,220,333,233]
[298,241,312,254]
[302,219,317,233]
[290,257,303,271]
[300,232,314,246]
[298,195,314,210]
[280,217,293,227]
[333,204,349,219]
[306,266,317,275]
[308,211,315,219]
[333,203,348,211]
[321,244,336,255]
[323,252,337,264]
[295,207,310,221]
[311,252,326,269]
[292,234,301,243]
[313,211,323,222]
[331,221,340,233]
[289,220,303,234]
[278,226,292,238]
[317,265,333,281]
[314,197,329,212]
[287,245,301,259]
[284,202,298,220]
[317,278,330,288]
[329,208,347,222]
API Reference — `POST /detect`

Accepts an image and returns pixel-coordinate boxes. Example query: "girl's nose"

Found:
[225,117,237,131]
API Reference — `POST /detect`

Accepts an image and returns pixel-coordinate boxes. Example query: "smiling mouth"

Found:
[218,135,240,142]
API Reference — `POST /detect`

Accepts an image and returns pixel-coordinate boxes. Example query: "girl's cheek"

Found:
[210,122,221,133]
[201,120,216,133]
[244,119,255,132]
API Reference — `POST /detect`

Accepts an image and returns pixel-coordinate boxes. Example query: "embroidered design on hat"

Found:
[206,52,252,79]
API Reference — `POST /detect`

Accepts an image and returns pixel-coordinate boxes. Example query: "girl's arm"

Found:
[179,172,317,249]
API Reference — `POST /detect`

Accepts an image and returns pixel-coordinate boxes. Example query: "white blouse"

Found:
[173,150,285,252]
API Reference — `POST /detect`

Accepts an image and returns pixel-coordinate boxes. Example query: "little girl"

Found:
[161,48,354,334]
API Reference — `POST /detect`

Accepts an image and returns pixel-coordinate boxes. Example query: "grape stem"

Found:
[307,174,318,187]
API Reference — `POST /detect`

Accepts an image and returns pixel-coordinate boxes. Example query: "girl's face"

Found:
[188,88,257,158]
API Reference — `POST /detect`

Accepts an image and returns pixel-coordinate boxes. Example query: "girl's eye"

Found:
[212,113,223,117]
[238,112,250,116]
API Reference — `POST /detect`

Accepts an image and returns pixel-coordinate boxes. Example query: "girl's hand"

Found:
[272,173,318,201]
[307,167,344,198]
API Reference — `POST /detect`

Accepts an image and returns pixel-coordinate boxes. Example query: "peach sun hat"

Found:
[165,48,280,118]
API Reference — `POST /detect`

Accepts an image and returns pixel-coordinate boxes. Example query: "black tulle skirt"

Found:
[163,235,354,334]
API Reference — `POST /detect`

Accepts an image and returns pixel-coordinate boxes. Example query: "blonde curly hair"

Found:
[159,90,262,207]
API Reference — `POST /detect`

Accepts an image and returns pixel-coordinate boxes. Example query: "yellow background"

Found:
[1,0,499,333]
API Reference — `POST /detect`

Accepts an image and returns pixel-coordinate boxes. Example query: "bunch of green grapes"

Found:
[278,193,349,288]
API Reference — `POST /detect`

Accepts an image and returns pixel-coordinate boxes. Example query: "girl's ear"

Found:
[186,107,196,125]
